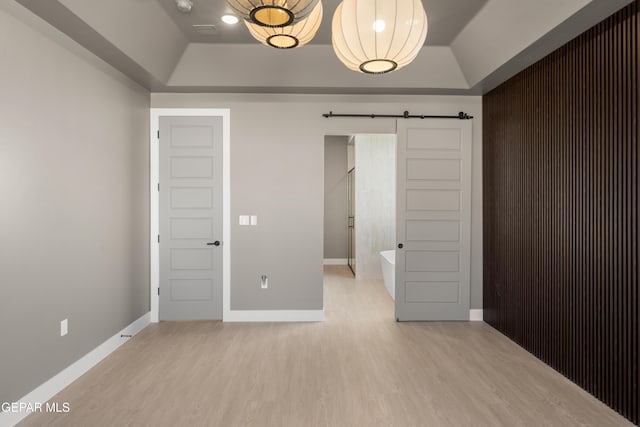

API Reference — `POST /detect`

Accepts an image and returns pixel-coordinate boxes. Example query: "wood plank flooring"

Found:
[19,266,632,426]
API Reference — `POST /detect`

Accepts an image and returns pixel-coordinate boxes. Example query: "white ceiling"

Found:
[14,0,634,95]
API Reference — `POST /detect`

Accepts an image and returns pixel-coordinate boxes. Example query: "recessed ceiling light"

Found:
[175,0,193,13]
[221,15,239,25]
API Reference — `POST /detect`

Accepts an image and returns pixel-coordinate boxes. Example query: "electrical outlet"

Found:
[60,319,68,337]
[261,275,268,289]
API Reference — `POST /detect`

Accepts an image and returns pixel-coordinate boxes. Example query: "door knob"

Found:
[207,241,221,246]
[398,243,403,249]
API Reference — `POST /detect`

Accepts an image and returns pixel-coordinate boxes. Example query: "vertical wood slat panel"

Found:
[482,2,639,424]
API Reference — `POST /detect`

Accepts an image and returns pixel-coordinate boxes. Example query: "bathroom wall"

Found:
[354,134,396,279]
[323,136,349,261]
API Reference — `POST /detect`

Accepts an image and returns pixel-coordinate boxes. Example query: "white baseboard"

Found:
[469,309,483,321]
[0,312,150,427]
[323,258,348,265]
[224,310,324,322]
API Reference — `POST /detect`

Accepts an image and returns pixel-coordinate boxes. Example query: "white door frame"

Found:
[150,109,231,322]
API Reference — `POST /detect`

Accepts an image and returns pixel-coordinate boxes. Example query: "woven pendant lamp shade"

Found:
[332,0,428,74]
[227,0,320,28]
[246,2,323,49]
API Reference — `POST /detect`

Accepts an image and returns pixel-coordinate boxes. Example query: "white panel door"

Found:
[160,116,223,320]
[395,120,472,321]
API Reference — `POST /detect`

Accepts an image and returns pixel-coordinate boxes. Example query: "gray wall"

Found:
[323,136,348,260]
[354,135,396,279]
[151,93,483,311]
[0,2,149,404]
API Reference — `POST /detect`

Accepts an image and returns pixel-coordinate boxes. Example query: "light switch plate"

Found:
[239,215,250,225]
[60,319,68,336]
[250,215,258,226]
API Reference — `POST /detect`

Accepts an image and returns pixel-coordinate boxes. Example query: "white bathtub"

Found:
[379,250,395,300]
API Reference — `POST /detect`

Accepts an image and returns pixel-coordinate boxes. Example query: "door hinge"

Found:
[157,287,160,296]
[157,234,160,243]
[157,183,160,192]
[157,130,160,139]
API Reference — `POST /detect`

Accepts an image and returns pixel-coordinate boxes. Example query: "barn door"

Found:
[395,119,472,321]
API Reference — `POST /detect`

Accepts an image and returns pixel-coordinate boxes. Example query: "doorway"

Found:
[323,119,473,321]
[149,109,231,323]
[323,134,396,282]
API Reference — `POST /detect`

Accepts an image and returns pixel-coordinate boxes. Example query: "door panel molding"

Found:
[150,109,230,323]
[395,119,472,321]
[160,116,223,320]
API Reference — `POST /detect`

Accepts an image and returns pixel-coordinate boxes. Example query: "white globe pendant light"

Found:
[246,2,323,49]
[332,0,428,74]
[227,0,320,28]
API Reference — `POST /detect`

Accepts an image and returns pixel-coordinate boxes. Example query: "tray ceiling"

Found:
[12,0,634,94]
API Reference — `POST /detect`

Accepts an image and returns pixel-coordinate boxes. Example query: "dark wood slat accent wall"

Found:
[483,2,639,424]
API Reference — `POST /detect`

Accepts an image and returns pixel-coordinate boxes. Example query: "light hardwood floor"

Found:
[20,266,632,426]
